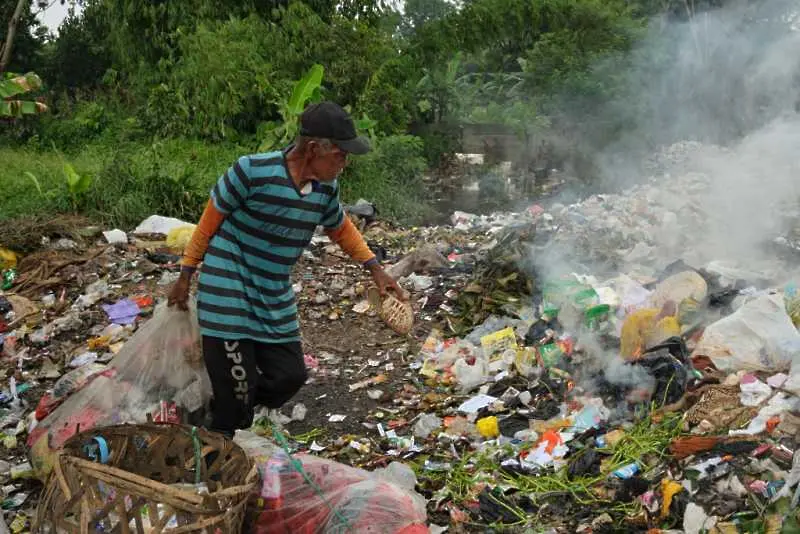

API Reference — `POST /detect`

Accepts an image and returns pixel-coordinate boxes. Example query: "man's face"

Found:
[308,142,348,182]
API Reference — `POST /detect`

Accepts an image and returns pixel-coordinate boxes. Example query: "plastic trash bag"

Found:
[634,338,690,406]
[619,308,681,360]
[649,271,707,310]
[27,301,211,479]
[233,431,429,534]
[33,363,109,421]
[0,247,17,270]
[693,293,800,373]
[133,214,194,235]
[166,225,197,253]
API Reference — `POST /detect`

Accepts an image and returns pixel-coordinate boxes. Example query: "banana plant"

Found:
[259,64,324,151]
[63,161,92,212]
[47,142,93,213]
[1,72,47,117]
[355,113,378,145]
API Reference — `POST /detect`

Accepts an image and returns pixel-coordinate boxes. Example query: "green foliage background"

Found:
[0,0,772,228]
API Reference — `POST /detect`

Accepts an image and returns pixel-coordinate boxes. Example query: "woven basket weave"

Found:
[368,287,414,335]
[34,423,257,534]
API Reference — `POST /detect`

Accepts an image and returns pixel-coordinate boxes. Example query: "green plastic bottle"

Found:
[584,304,611,330]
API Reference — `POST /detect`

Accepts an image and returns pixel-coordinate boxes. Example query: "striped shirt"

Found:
[197,150,345,343]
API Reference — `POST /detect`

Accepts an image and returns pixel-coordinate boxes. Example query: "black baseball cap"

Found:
[299,101,371,155]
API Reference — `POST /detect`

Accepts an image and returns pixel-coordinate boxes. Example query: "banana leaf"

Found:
[1,99,47,117]
[1,73,46,118]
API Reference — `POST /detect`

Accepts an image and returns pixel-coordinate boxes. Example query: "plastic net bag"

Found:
[234,431,429,534]
[28,301,211,479]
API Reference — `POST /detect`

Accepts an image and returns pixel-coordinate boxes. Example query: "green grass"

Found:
[0,145,105,220]
[0,136,431,231]
[413,410,685,530]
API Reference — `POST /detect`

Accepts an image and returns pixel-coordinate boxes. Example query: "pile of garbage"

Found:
[0,213,475,532]
[3,139,800,532]
[400,252,800,531]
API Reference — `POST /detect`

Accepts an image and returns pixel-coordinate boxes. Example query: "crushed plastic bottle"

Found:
[613,463,640,479]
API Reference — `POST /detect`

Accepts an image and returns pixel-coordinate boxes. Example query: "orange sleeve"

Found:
[180,199,226,269]
[325,217,376,264]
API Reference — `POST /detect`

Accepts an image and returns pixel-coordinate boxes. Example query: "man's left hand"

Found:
[368,264,408,301]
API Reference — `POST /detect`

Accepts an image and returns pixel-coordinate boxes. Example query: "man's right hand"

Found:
[168,272,192,310]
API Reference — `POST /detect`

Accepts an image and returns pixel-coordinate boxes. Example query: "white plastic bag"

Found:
[649,271,707,310]
[28,301,211,479]
[693,293,800,372]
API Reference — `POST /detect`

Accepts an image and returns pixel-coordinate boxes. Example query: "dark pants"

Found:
[201,336,307,435]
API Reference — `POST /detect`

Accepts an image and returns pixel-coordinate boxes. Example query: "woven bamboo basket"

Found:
[34,423,258,534]
[368,287,414,335]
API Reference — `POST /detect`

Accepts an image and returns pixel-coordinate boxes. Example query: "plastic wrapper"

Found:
[620,308,681,360]
[234,431,429,534]
[0,247,17,270]
[34,363,110,421]
[693,293,800,372]
[166,225,197,253]
[480,327,517,361]
[27,302,211,479]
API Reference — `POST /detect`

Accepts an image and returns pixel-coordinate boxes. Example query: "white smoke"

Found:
[527,0,800,399]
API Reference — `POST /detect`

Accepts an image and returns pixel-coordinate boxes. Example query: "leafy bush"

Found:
[37,101,109,147]
[340,135,431,224]
[31,98,146,151]
[143,16,281,140]
[418,122,462,170]
[84,139,244,228]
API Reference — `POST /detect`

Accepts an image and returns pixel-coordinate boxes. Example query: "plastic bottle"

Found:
[613,463,640,479]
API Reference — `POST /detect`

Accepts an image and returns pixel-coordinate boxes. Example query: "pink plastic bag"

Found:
[234,431,429,534]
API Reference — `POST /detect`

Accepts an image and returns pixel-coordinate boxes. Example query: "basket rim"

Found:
[56,423,258,504]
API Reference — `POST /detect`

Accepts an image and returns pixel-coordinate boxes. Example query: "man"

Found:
[168,101,406,436]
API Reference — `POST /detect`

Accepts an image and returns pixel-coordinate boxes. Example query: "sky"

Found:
[37,0,76,34]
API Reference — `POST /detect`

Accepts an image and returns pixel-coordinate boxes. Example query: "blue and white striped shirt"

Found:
[197,151,344,343]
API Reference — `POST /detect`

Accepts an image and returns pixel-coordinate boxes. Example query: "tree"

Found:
[399,0,454,37]
[96,0,383,76]
[39,2,112,91]
[0,0,47,74]
[337,0,391,25]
